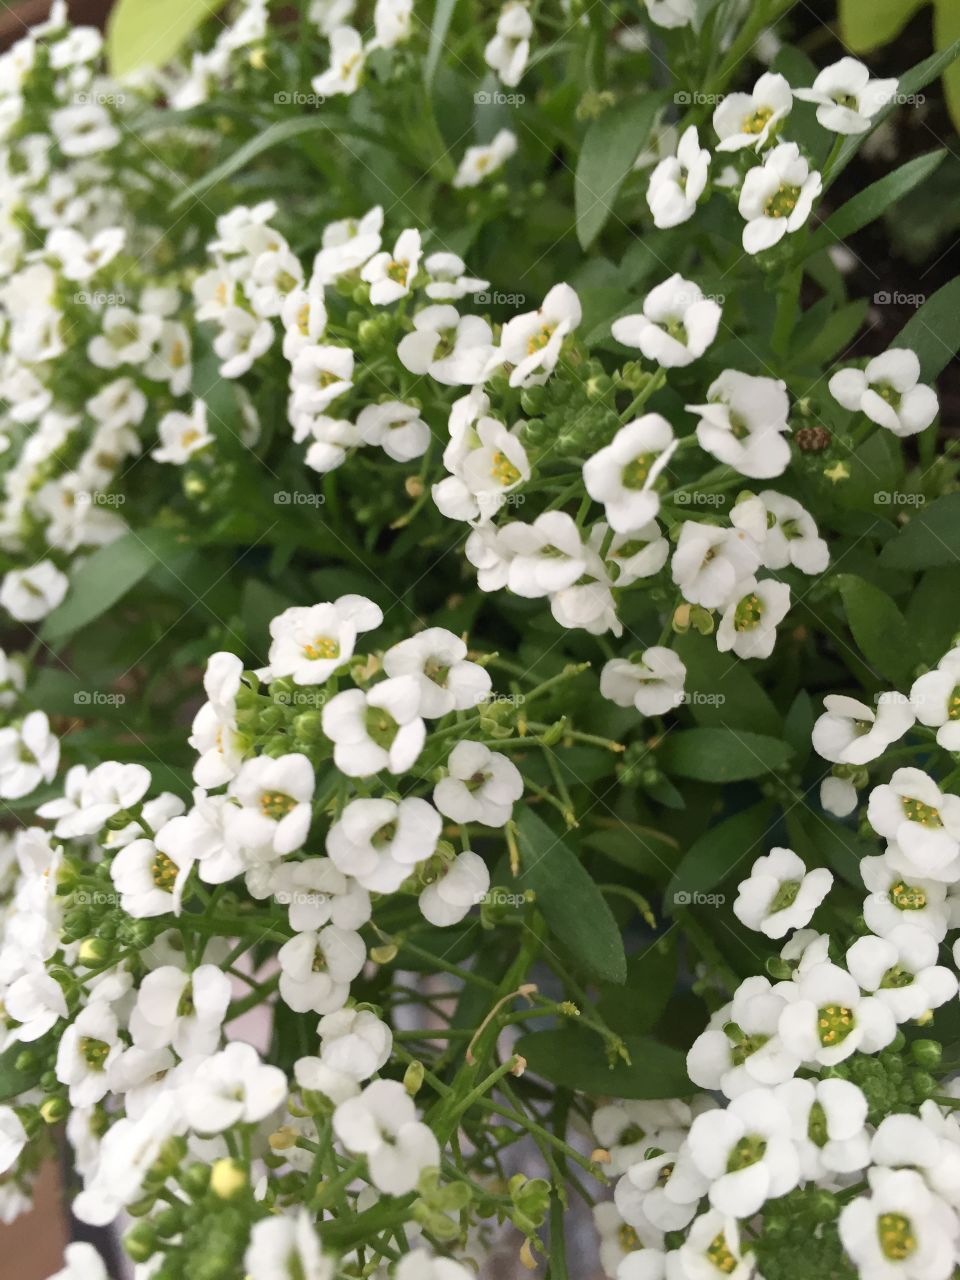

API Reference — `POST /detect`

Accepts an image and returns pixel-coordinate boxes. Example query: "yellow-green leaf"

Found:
[839,0,929,51]
[107,0,225,77]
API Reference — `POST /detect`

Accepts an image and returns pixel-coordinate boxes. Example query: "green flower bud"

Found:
[124,1222,157,1262]
[910,1039,942,1069]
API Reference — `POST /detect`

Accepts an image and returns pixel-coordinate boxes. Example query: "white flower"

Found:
[129,964,231,1057]
[88,307,162,370]
[383,627,490,717]
[433,416,530,524]
[395,1250,474,1280]
[716,577,791,660]
[420,850,490,926]
[616,1148,707,1233]
[867,768,960,881]
[911,647,960,751]
[777,960,897,1065]
[278,926,365,1013]
[361,228,422,305]
[189,651,247,787]
[605,521,669,586]
[873,1109,960,1203]
[686,371,791,478]
[600,648,686,717]
[356,400,431,461]
[110,836,192,917]
[371,0,412,46]
[422,251,489,301]
[294,1055,359,1106]
[270,858,371,932]
[50,102,119,155]
[397,306,496,386]
[180,1042,287,1133]
[156,790,245,885]
[322,676,426,776]
[248,246,305,318]
[861,854,949,941]
[267,596,382,685]
[46,760,151,838]
[829,349,939,436]
[738,143,822,255]
[495,512,587,598]
[646,126,710,228]
[47,1243,109,1280]
[289,344,355,416]
[312,206,383,284]
[583,415,676,533]
[594,1201,660,1276]
[281,283,328,360]
[714,71,793,151]
[671,523,761,609]
[333,1079,440,1194]
[484,2,532,87]
[453,129,518,188]
[213,307,274,377]
[0,1106,26,1174]
[776,1077,870,1180]
[302,416,361,473]
[813,692,914,765]
[152,400,213,464]
[245,1210,334,1280]
[434,740,523,826]
[497,283,581,387]
[794,57,898,134]
[839,1167,957,1280]
[821,775,858,817]
[5,968,68,1043]
[312,26,366,96]
[733,847,832,939]
[0,560,68,621]
[741,491,829,574]
[687,1087,800,1216]
[643,0,695,27]
[612,274,721,368]
[86,377,147,430]
[227,753,315,855]
[687,976,799,1102]
[56,1004,122,1106]
[327,796,442,892]
[0,711,59,799]
[592,1098,694,1176]
[47,226,124,280]
[318,1008,392,1079]
[846,926,957,1022]
[73,1094,183,1226]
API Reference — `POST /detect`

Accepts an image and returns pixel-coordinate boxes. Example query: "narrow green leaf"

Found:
[575,93,665,250]
[839,0,928,51]
[659,729,793,783]
[515,1027,690,1099]
[879,493,960,569]
[598,937,677,1035]
[41,529,187,645]
[836,573,919,685]
[665,802,776,911]
[107,0,224,77]
[894,276,960,381]
[808,151,946,254]
[515,808,627,984]
[674,633,782,735]
[425,0,459,86]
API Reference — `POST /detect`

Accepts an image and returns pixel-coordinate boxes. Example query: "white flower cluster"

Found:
[594,668,960,1280]
[645,60,898,254]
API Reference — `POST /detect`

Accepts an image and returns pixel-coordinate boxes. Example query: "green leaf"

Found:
[425,0,459,86]
[783,690,815,764]
[895,275,960,381]
[516,1027,689,1098]
[936,0,960,133]
[809,151,946,254]
[794,299,869,369]
[0,1042,42,1102]
[786,807,872,888]
[515,808,627,984]
[41,529,187,645]
[581,825,679,878]
[107,0,224,77]
[674,633,782,735]
[598,937,677,1035]
[659,729,793,782]
[839,0,929,50]
[836,573,918,685]
[665,802,776,911]
[575,94,665,250]
[879,493,960,570]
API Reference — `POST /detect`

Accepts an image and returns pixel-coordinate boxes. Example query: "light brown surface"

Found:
[0,1162,68,1280]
